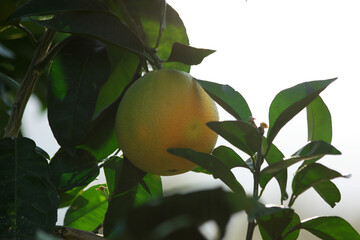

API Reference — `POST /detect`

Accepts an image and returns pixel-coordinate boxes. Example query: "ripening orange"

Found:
[115,69,218,176]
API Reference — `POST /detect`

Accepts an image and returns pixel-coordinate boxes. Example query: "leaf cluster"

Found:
[0,1,359,240]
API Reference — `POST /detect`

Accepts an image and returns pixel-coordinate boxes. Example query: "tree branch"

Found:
[3,28,55,137]
[53,226,105,240]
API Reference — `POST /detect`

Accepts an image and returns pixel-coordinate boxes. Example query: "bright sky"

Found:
[22,0,360,239]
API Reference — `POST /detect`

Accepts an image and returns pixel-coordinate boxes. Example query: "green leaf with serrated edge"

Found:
[166,42,215,66]
[289,216,360,240]
[0,138,58,239]
[168,148,246,196]
[313,180,341,208]
[33,11,146,56]
[256,206,296,240]
[196,80,252,121]
[48,37,110,148]
[207,120,261,157]
[260,139,288,201]
[64,184,108,231]
[307,96,332,143]
[267,78,336,145]
[262,140,341,175]
[116,188,251,240]
[103,157,162,237]
[58,186,85,208]
[290,163,348,206]
[212,145,250,170]
[50,148,99,191]
[8,0,109,21]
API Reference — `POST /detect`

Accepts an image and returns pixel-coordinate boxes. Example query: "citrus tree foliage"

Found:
[1,0,359,239]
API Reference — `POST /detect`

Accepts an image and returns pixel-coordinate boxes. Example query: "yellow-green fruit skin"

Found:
[115,69,219,176]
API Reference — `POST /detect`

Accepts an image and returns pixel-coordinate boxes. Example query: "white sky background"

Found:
[22,0,360,239]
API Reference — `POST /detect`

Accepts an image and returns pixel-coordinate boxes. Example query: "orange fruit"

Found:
[115,69,218,175]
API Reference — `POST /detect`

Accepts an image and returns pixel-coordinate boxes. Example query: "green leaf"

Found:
[125,1,189,71]
[196,80,252,121]
[103,157,162,237]
[58,186,85,208]
[307,96,332,143]
[48,36,110,148]
[260,139,288,201]
[212,145,251,170]
[79,46,140,161]
[34,11,146,56]
[50,148,99,191]
[313,180,341,208]
[168,148,246,196]
[207,120,261,157]
[8,0,109,21]
[256,206,299,240]
[267,78,336,145]
[166,42,215,66]
[293,216,360,240]
[262,140,341,176]
[0,137,58,239]
[79,100,119,162]
[94,45,140,116]
[64,184,108,231]
[290,163,348,206]
[115,188,250,240]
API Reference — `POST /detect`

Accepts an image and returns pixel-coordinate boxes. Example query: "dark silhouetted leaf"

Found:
[103,157,162,237]
[113,188,251,240]
[212,145,251,170]
[0,138,58,239]
[307,96,332,143]
[256,206,298,240]
[196,79,252,121]
[168,148,246,196]
[48,37,110,148]
[64,184,108,231]
[50,148,99,191]
[166,42,215,65]
[8,0,109,21]
[34,11,146,56]
[291,216,360,240]
[290,163,348,206]
[313,180,341,208]
[207,120,261,157]
[267,78,336,145]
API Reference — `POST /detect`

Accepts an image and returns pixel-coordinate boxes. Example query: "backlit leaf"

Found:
[267,78,336,145]
[166,42,215,66]
[207,120,261,157]
[64,184,108,231]
[196,80,252,121]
